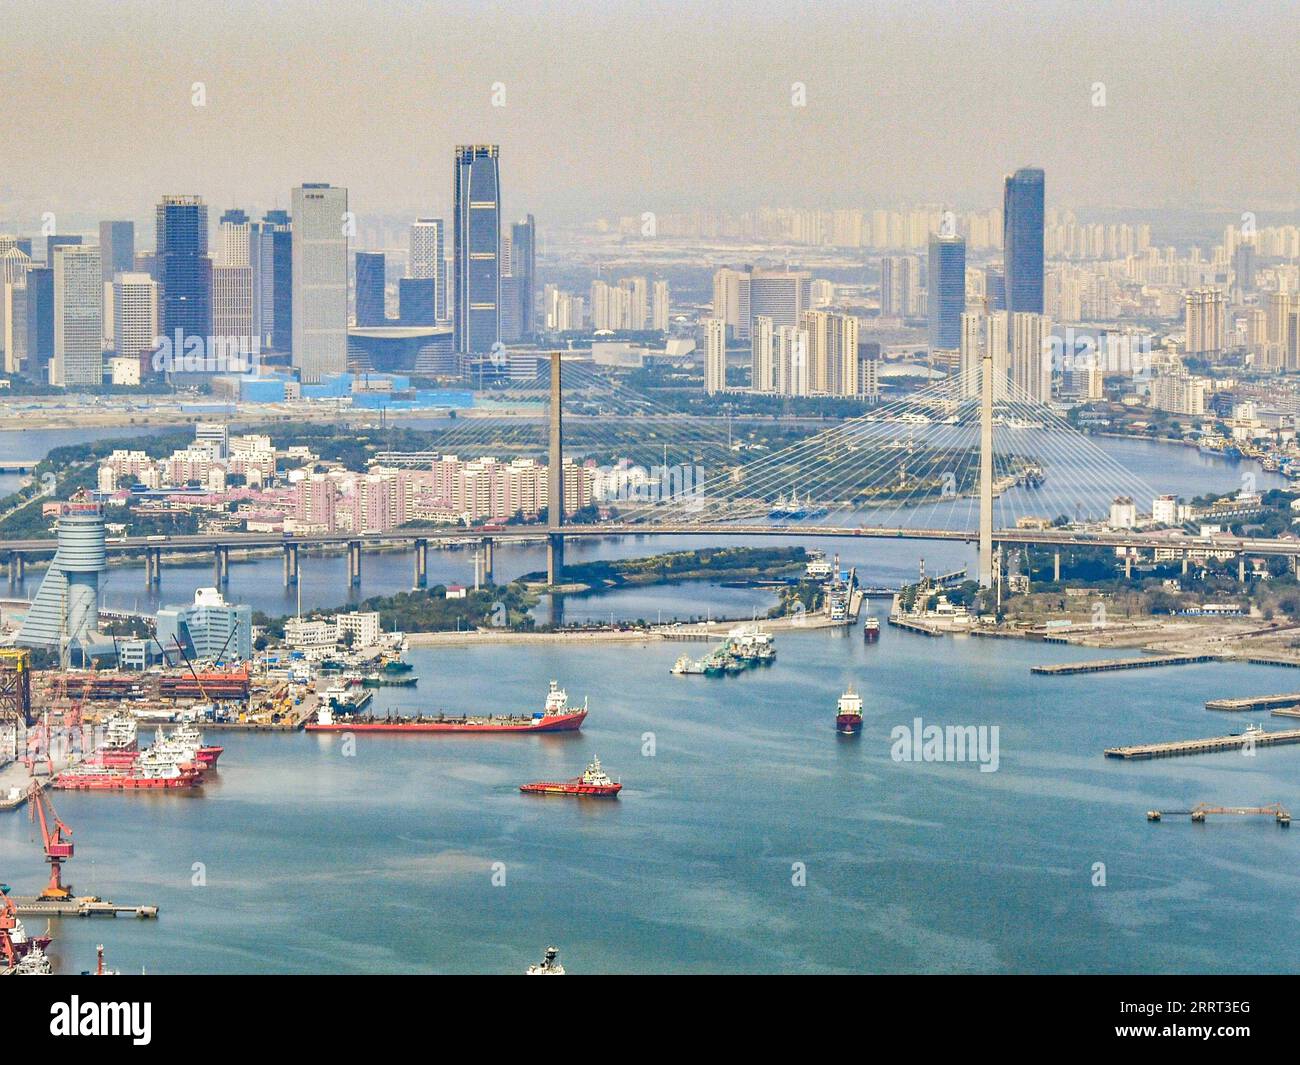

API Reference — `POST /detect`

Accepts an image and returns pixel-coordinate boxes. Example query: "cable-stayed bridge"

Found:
[3,352,1287,589]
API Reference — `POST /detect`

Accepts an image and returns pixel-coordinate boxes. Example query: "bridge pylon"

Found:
[547,351,565,586]
[978,351,994,587]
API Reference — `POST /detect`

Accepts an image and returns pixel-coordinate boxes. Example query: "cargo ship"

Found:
[836,687,863,735]
[519,756,621,798]
[305,680,588,734]
[863,616,880,642]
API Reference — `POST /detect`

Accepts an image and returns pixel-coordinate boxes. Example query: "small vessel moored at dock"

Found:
[836,687,863,735]
[519,757,622,798]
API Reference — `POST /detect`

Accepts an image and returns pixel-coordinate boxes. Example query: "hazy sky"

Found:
[2,0,1297,230]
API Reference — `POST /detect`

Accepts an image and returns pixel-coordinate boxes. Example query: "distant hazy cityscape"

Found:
[3,2,1300,989]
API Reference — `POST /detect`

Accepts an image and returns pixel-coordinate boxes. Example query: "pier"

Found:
[1104,727,1300,759]
[1031,653,1218,675]
[887,616,946,637]
[9,896,158,918]
[1206,692,1300,712]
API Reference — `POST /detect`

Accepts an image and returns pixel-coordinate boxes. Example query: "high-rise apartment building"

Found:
[1184,288,1225,356]
[703,317,726,394]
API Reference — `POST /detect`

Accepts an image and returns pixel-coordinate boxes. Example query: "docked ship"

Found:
[835,687,863,735]
[519,757,622,798]
[525,946,566,975]
[88,714,141,768]
[769,489,829,520]
[53,755,203,790]
[671,654,706,676]
[305,680,588,734]
[728,624,775,664]
[361,673,418,688]
[153,725,223,768]
[863,616,880,642]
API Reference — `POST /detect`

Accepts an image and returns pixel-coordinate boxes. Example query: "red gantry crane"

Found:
[30,786,74,900]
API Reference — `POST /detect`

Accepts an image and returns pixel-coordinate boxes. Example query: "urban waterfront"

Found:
[2,620,1297,974]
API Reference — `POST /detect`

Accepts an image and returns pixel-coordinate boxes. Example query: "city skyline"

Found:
[2,1,1299,231]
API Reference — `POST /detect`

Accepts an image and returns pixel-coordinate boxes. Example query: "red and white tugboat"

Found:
[519,756,622,798]
[835,687,863,735]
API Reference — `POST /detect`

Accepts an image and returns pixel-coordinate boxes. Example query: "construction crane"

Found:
[0,885,18,969]
[1148,803,1291,825]
[30,786,74,899]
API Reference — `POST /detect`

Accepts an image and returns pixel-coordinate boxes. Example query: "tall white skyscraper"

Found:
[652,280,670,332]
[53,244,103,387]
[751,315,775,393]
[409,218,446,320]
[292,183,349,383]
[113,272,159,367]
[703,317,726,394]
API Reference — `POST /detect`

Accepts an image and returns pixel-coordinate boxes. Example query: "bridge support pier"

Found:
[282,543,299,586]
[547,534,565,587]
[482,537,494,584]
[213,546,230,585]
[7,553,23,584]
[1053,550,1060,583]
[1182,555,1189,576]
[348,541,362,587]
[145,547,162,587]
[1124,552,1132,579]
[1238,554,1246,584]
[413,538,428,588]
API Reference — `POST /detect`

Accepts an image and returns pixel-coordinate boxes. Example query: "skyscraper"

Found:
[113,272,160,369]
[354,252,386,326]
[880,255,920,317]
[510,215,536,337]
[156,195,211,346]
[291,183,348,382]
[409,218,446,320]
[1003,168,1045,314]
[52,244,103,387]
[927,234,966,353]
[703,317,726,394]
[25,266,54,383]
[98,221,135,282]
[751,314,775,393]
[262,209,292,353]
[453,145,501,357]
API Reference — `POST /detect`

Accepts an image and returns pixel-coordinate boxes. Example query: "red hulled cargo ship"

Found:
[305,680,588,734]
[835,687,863,735]
[519,757,622,798]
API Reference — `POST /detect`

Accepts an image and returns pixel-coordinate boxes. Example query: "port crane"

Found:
[0,885,19,969]
[29,786,75,899]
[1147,803,1291,825]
